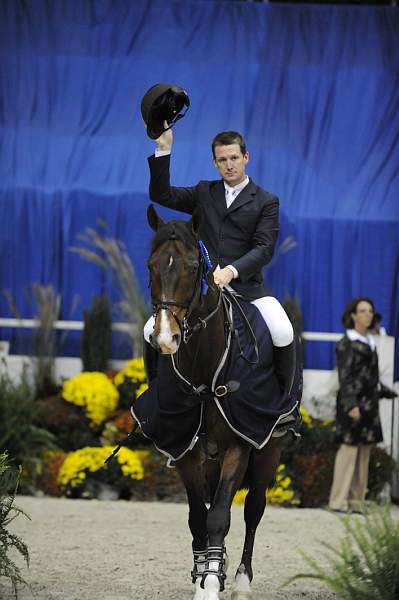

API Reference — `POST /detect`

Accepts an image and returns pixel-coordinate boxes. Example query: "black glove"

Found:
[379,383,398,400]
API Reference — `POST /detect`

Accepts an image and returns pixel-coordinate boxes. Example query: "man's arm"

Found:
[148,123,196,215]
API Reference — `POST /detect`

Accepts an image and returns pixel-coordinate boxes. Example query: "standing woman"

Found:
[328,297,397,513]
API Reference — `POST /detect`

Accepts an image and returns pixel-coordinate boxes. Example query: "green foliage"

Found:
[129,450,186,502]
[367,447,396,501]
[81,294,112,372]
[0,366,56,493]
[285,504,399,599]
[35,395,99,452]
[0,453,30,598]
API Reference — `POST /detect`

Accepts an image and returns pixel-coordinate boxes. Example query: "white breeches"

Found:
[144,296,293,348]
[250,296,294,347]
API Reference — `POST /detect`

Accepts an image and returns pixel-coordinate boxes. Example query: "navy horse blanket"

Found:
[131,298,301,462]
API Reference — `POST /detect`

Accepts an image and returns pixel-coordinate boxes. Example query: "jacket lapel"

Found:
[210,180,228,218]
[226,179,258,214]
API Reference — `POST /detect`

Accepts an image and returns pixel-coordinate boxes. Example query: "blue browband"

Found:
[199,240,213,270]
[199,240,213,294]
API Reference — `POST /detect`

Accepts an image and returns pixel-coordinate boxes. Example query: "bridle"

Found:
[150,242,224,344]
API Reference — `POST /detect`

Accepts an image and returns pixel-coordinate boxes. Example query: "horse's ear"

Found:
[191,206,202,237]
[147,204,164,231]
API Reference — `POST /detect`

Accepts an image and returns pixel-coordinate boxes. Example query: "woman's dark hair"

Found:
[342,297,377,329]
[211,131,247,159]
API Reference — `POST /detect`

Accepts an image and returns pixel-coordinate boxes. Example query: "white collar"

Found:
[346,329,376,350]
[224,176,249,195]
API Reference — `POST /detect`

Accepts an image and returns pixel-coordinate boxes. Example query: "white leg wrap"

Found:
[251,296,294,347]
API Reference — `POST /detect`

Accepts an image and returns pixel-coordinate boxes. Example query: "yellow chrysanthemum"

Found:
[136,383,148,398]
[300,405,314,428]
[113,357,147,388]
[62,372,119,427]
[57,446,148,489]
[232,464,300,507]
[232,488,249,505]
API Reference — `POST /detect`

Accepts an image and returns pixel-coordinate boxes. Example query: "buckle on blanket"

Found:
[214,385,228,398]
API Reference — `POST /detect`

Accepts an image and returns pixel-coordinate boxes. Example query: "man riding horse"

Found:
[132,85,301,600]
[142,113,295,398]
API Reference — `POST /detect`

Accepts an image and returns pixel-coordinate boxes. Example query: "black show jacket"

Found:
[148,154,279,300]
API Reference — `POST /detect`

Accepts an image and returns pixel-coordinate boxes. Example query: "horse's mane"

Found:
[150,219,197,253]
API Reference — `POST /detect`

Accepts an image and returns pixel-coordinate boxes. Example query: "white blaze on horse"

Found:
[131,205,301,600]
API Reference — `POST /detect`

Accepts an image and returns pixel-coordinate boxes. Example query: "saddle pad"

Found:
[131,299,300,461]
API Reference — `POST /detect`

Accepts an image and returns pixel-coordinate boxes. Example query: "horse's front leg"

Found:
[176,451,208,600]
[203,444,251,600]
[232,438,282,600]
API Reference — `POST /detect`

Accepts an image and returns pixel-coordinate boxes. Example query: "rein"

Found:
[182,289,224,343]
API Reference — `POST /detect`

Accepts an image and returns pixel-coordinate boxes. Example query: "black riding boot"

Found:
[274,341,296,397]
[143,339,158,383]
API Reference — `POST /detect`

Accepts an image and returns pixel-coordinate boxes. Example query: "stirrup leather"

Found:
[200,545,227,591]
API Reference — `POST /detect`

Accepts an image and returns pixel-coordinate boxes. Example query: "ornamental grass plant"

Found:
[4,284,63,399]
[285,504,399,599]
[0,453,30,599]
[0,365,56,493]
[70,223,149,356]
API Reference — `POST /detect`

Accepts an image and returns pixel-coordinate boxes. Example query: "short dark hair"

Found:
[211,131,247,159]
[342,297,376,329]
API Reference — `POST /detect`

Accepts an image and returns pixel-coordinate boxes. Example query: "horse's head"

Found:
[147,204,203,354]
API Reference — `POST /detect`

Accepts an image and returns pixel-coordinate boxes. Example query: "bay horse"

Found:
[139,204,294,600]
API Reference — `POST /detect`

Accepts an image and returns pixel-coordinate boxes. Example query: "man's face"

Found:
[213,143,249,187]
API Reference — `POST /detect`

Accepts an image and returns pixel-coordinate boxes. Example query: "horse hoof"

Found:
[231,570,252,600]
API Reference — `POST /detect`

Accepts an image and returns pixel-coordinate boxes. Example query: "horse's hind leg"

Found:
[176,452,208,600]
[232,438,282,600]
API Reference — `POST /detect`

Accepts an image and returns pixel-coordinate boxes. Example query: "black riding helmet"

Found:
[141,83,190,139]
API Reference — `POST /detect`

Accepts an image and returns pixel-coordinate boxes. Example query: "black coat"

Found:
[148,154,279,300]
[335,335,383,445]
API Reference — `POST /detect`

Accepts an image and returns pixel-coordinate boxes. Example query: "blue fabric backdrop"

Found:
[1,0,398,374]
